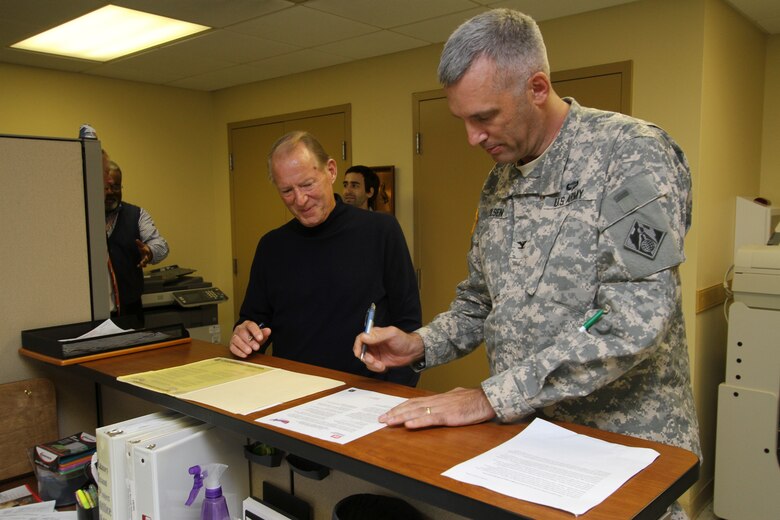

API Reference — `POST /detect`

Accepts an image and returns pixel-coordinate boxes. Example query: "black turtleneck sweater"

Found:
[238,196,421,386]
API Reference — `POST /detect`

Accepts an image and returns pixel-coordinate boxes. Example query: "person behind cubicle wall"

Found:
[103,150,169,326]
[354,10,700,517]
[229,131,421,387]
[342,165,379,210]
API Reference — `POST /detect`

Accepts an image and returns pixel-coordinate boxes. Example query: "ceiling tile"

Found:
[0,0,104,28]
[156,30,300,64]
[82,61,184,85]
[393,7,488,43]
[228,5,377,47]
[317,30,429,59]
[304,0,478,28]
[114,0,293,28]
[487,0,639,22]
[243,48,352,81]
[167,64,282,91]
[85,47,232,84]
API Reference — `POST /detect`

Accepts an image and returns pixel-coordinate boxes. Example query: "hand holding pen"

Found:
[230,320,271,358]
[360,303,376,361]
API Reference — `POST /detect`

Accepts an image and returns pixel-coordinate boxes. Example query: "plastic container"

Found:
[32,463,88,507]
[244,443,284,467]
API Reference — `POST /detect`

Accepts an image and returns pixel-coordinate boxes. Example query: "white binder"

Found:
[131,424,248,520]
[95,410,185,520]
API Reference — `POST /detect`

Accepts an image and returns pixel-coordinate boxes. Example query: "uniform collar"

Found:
[511,97,581,197]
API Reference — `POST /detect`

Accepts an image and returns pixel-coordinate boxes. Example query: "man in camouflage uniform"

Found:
[354,9,700,514]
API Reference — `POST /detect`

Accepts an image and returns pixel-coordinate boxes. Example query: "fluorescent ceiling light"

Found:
[11,4,210,62]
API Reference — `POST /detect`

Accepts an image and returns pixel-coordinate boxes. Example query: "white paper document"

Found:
[0,500,69,518]
[256,387,406,444]
[442,418,659,516]
[59,318,131,342]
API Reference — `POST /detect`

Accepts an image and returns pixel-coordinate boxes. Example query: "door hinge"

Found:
[341,141,347,161]
[233,258,238,275]
[415,133,421,155]
[229,153,234,171]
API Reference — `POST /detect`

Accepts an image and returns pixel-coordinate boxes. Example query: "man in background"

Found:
[355,11,700,518]
[103,153,169,322]
[230,131,420,386]
[342,164,379,210]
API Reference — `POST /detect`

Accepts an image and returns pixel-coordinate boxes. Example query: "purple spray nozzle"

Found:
[185,465,204,506]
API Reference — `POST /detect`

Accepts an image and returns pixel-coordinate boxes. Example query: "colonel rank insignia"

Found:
[624,220,666,260]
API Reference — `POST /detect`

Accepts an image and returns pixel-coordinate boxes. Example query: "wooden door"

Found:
[413,62,631,393]
[229,107,351,321]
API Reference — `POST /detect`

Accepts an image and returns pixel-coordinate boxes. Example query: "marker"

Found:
[76,488,93,509]
[579,309,604,333]
[360,303,376,361]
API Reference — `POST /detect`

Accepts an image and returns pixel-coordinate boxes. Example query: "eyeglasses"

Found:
[105,184,122,193]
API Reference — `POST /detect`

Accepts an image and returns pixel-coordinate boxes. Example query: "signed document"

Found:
[257,388,406,444]
[442,418,660,516]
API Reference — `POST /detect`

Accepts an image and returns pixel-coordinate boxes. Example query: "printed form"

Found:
[257,388,406,444]
[442,418,660,516]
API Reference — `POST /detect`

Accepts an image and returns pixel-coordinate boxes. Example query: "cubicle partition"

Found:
[0,134,108,434]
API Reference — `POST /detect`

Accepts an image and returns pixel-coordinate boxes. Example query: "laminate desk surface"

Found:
[60,340,698,520]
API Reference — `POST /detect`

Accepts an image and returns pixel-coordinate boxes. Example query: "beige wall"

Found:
[1,0,777,516]
[761,34,780,202]
[694,0,767,510]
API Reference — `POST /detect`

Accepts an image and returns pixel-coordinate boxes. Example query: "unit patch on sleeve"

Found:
[624,220,666,260]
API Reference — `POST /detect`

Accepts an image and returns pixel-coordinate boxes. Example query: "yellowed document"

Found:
[180,369,345,415]
[118,357,273,394]
[118,357,344,415]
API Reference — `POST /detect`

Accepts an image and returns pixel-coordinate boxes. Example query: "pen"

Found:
[579,309,604,333]
[360,303,376,361]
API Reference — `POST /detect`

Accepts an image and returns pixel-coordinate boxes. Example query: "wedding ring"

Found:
[425,407,431,415]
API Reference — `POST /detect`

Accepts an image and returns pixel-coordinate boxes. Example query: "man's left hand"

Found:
[135,239,153,267]
[379,387,496,429]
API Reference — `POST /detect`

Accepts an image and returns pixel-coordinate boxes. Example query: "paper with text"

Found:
[117,357,344,415]
[117,357,274,394]
[442,418,659,516]
[256,387,406,444]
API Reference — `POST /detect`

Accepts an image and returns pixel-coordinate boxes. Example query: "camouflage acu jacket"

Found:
[417,99,700,454]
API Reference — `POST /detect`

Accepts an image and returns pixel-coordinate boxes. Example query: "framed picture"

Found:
[371,165,395,216]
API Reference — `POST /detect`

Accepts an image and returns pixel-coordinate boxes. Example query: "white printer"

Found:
[714,197,780,520]
[732,244,780,310]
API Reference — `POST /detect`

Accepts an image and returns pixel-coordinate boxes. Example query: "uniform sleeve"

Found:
[138,207,169,264]
[483,132,692,422]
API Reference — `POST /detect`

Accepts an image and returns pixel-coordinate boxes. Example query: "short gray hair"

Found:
[267,130,331,181]
[438,9,549,88]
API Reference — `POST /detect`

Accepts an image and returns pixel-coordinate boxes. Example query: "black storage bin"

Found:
[332,494,421,520]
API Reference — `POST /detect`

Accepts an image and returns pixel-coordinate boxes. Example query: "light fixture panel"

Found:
[11,4,210,62]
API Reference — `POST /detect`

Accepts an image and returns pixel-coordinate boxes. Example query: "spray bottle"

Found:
[185,463,230,520]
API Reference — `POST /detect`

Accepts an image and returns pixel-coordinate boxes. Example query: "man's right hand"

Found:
[230,320,271,358]
[353,326,424,372]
